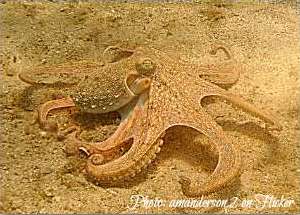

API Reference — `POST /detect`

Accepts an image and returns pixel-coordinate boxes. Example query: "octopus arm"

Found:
[197,61,240,86]
[85,92,164,183]
[176,77,281,196]
[168,96,242,196]
[197,79,281,128]
[37,96,75,131]
[18,61,101,86]
[86,84,241,196]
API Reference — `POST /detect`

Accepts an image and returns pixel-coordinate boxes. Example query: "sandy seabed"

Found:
[0,1,299,214]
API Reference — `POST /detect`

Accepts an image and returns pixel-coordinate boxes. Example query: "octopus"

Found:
[19,45,281,196]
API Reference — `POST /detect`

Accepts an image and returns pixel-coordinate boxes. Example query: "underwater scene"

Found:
[0,0,299,214]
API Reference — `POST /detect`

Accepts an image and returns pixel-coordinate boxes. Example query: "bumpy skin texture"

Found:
[18,46,152,130]
[85,47,280,196]
[19,45,281,196]
[71,47,137,114]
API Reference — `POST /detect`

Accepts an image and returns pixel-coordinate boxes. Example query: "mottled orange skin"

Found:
[19,45,281,196]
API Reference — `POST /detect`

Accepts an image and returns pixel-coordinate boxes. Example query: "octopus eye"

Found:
[135,57,156,76]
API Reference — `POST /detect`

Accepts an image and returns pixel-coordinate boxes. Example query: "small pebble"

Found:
[39,131,47,137]
[6,68,15,76]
